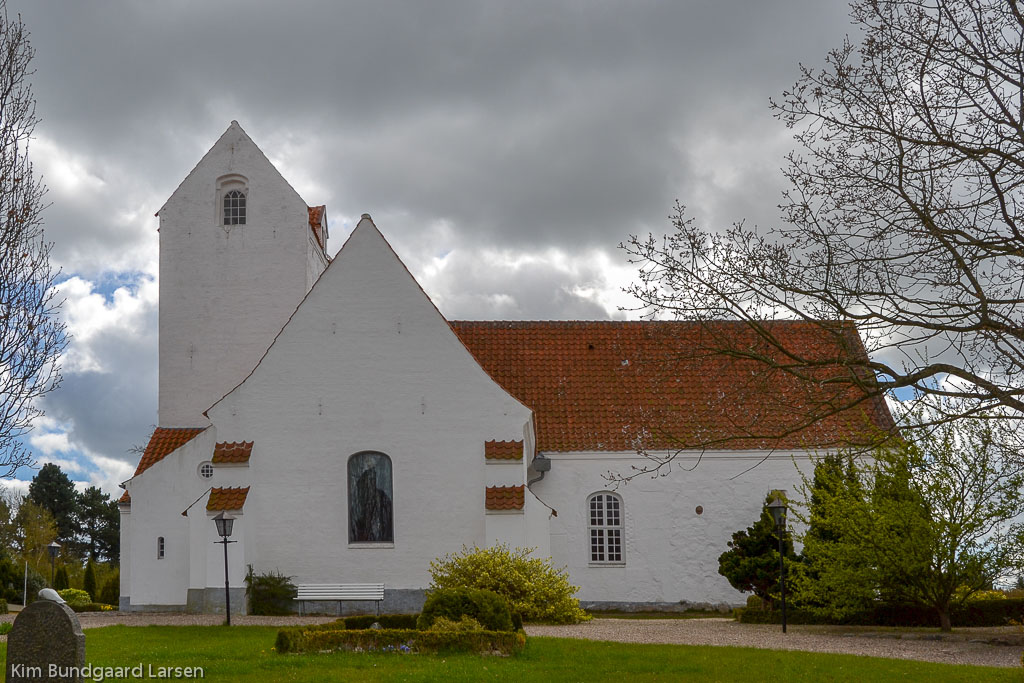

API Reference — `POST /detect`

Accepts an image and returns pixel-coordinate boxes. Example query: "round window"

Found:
[198,462,214,479]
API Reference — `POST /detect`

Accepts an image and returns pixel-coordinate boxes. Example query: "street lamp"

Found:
[47,541,61,587]
[213,512,237,625]
[766,492,788,634]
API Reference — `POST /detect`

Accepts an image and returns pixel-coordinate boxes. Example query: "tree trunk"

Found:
[938,607,951,632]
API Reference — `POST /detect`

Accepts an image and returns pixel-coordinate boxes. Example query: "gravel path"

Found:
[2,612,1020,669]
[525,618,1023,669]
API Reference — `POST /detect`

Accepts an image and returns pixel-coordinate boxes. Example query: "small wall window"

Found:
[223,190,246,225]
[348,451,394,543]
[588,492,623,563]
[157,536,165,559]
[198,462,214,479]
[216,173,248,227]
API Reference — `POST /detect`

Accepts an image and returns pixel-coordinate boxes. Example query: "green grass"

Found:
[0,625,1018,681]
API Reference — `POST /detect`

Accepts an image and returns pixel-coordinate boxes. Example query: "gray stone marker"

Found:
[5,591,85,683]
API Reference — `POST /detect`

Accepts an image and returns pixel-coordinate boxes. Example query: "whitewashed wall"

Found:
[205,216,537,591]
[157,122,326,427]
[535,449,815,607]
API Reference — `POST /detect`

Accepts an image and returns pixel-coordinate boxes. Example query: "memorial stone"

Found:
[5,591,85,682]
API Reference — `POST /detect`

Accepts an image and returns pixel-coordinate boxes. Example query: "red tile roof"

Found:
[308,205,326,250]
[485,440,524,460]
[131,427,207,477]
[485,485,525,510]
[452,321,894,452]
[119,491,130,504]
[212,441,253,464]
[207,486,250,511]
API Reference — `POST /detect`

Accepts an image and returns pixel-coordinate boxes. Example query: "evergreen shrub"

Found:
[245,567,298,616]
[99,571,119,606]
[736,598,1024,627]
[83,561,97,602]
[54,567,70,591]
[428,545,589,624]
[417,587,513,632]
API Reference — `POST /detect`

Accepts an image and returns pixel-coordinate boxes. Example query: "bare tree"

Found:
[624,0,1024,471]
[0,1,66,477]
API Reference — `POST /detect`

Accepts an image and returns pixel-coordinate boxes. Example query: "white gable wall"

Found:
[206,217,536,592]
[157,122,326,427]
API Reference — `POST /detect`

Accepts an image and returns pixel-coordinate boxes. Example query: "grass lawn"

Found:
[0,625,1018,682]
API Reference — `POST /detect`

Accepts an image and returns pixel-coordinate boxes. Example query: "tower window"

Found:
[224,190,246,225]
[157,536,165,559]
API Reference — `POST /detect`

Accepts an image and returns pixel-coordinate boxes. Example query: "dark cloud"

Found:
[10,0,860,486]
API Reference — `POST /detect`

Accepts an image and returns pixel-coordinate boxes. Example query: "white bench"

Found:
[295,583,385,616]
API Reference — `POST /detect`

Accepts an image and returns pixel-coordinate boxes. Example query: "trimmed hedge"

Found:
[343,614,419,630]
[70,602,116,613]
[417,587,514,632]
[736,598,1024,627]
[275,626,525,655]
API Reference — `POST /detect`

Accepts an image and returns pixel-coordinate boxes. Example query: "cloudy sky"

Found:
[7,0,858,497]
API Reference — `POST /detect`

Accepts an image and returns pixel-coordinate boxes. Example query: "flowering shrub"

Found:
[428,545,589,624]
[57,588,91,607]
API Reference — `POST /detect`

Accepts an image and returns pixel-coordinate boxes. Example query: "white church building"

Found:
[118,122,893,614]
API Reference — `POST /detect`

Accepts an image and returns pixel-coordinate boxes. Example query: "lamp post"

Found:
[47,541,61,587]
[213,512,237,625]
[766,492,788,634]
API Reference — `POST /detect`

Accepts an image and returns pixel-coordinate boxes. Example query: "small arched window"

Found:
[224,189,246,225]
[157,536,165,559]
[348,452,394,543]
[588,492,623,563]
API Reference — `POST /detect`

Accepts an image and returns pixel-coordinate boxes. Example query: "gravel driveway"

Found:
[525,618,1022,669]
[3,612,1020,669]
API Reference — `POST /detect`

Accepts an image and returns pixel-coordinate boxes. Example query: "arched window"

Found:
[157,536,165,559]
[223,189,246,225]
[348,452,393,543]
[587,492,623,563]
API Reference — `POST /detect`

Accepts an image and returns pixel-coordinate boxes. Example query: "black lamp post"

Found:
[47,541,61,587]
[766,492,788,634]
[213,512,237,625]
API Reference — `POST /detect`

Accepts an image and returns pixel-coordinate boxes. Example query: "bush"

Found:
[344,614,419,630]
[23,566,45,605]
[245,567,297,616]
[737,598,1024,627]
[70,602,115,613]
[417,587,514,632]
[428,545,589,624]
[428,615,483,632]
[0,622,11,635]
[99,571,119,607]
[275,626,524,655]
[83,561,97,602]
[58,588,92,607]
[54,566,70,591]
[0,599,6,614]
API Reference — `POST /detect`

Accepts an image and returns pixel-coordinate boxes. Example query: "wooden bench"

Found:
[295,583,385,616]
